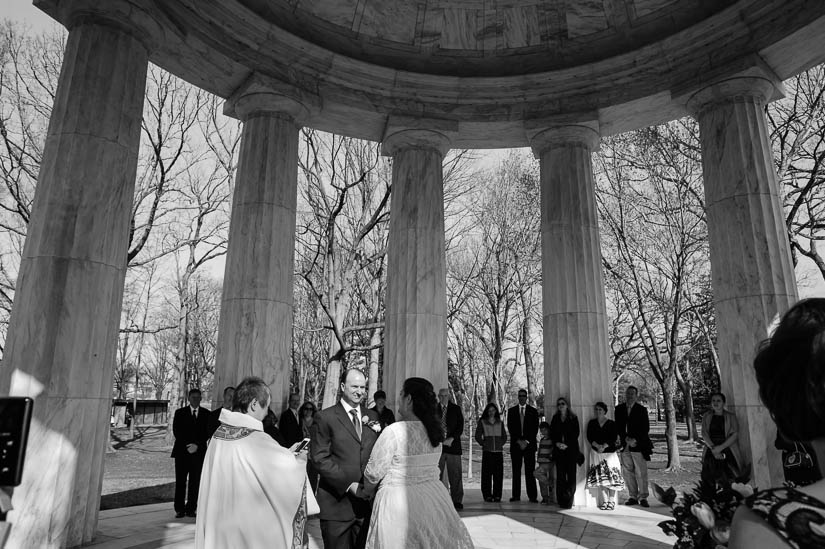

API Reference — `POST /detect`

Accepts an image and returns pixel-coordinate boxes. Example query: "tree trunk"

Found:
[661,378,682,470]
[368,327,381,397]
[167,278,191,445]
[322,326,344,408]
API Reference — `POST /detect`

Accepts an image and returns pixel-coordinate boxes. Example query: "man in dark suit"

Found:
[615,385,652,507]
[207,385,234,438]
[171,388,210,518]
[279,392,303,446]
[437,387,465,509]
[507,388,539,502]
[310,369,379,549]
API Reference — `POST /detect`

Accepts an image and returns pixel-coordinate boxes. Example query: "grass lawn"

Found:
[101,420,704,510]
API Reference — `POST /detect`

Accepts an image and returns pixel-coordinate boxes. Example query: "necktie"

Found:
[192,408,197,420]
[520,406,524,431]
[350,409,362,440]
[441,405,448,435]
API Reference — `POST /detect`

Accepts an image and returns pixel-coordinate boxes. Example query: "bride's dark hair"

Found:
[402,377,445,447]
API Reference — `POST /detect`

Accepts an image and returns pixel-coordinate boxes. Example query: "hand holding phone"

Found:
[289,438,311,454]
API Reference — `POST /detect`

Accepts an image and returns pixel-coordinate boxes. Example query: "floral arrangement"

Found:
[361,415,382,433]
[652,478,754,548]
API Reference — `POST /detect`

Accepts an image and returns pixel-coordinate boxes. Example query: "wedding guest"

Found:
[534,421,556,505]
[549,397,581,509]
[361,377,474,548]
[586,402,624,511]
[299,401,319,493]
[263,408,288,447]
[279,392,303,446]
[700,392,744,487]
[474,402,507,502]
[731,298,825,548]
[507,388,540,503]
[615,385,652,507]
[207,386,234,438]
[171,388,210,518]
[195,376,317,548]
[437,387,465,510]
[370,390,396,430]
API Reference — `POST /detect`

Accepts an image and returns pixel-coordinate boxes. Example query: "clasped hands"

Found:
[347,482,374,500]
[186,443,198,454]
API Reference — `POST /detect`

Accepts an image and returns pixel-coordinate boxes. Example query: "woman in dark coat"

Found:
[549,396,581,508]
[474,402,507,502]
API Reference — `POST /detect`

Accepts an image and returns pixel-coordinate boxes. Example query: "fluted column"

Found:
[214,83,308,413]
[382,129,451,410]
[0,21,148,548]
[532,123,611,507]
[688,74,797,489]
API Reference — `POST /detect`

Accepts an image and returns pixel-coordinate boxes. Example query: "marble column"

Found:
[531,124,612,507]
[0,21,148,548]
[688,74,797,489]
[382,129,451,410]
[214,89,307,414]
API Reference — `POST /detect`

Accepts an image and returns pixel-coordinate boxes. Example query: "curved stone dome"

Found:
[37,0,825,147]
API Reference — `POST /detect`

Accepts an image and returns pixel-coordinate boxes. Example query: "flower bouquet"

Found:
[652,477,754,548]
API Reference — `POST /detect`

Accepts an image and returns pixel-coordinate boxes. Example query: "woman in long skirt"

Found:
[585,402,625,510]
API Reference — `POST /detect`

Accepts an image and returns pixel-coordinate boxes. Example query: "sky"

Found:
[4,0,55,30]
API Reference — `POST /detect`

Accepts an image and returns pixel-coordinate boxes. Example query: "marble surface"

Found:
[0,23,148,549]
[534,126,612,507]
[214,108,300,413]
[691,77,797,489]
[383,135,449,411]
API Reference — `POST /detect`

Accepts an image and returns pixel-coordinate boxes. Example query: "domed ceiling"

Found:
[239,0,735,77]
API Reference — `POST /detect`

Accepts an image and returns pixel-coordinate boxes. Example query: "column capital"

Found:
[381,116,457,157]
[529,122,600,157]
[224,73,319,123]
[680,65,785,117]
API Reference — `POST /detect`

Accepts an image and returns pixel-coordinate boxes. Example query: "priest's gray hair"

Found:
[232,376,271,413]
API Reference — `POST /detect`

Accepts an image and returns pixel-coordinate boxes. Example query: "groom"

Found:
[311,368,379,549]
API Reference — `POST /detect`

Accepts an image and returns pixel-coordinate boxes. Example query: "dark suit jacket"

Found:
[279,407,302,446]
[507,404,539,453]
[615,402,652,459]
[437,401,464,455]
[171,406,210,458]
[207,406,224,439]
[310,403,379,521]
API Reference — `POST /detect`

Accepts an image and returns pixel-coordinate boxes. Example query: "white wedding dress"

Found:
[363,420,475,549]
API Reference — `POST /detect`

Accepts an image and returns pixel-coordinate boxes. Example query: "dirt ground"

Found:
[101,420,703,510]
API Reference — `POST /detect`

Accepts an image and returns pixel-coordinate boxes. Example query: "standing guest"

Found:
[615,386,652,507]
[194,376,317,548]
[280,392,303,446]
[299,401,320,493]
[731,298,825,548]
[507,388,540,503]
[311,369,380,549]
[701,392,744,487]
[549,397,581,509]
[586,402,624,511]
[207,386,234,438]
[263,408,288,447]
[370,390,396,430]
[171,388,210,518]
[437,387,465,510]
[475,402,507,502]
[534,421,556,505]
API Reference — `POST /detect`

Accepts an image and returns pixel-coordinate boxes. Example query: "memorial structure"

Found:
[1,0,824,546]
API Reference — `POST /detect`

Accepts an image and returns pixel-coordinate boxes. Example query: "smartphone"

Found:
[290,437,311,453]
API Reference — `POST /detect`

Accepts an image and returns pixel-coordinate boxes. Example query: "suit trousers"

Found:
[320,517,367,549]
[510,447,537,500]
[174,453,203,513]
[480,451,503,500]
[439,452,464,504]
[620,450,649,499]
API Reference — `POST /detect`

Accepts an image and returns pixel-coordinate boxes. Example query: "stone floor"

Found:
[85,488,674,549]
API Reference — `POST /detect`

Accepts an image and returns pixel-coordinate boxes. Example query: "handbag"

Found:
[784,442,814,470]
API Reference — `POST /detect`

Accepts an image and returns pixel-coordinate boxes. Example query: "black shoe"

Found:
[484,496,494,502]
[639,499,649,508]
[529,498,539,503]
[540,499,549,505]
[493,497,501,502]
[186,511,197,518]
[509,497,520,502]
[454,502,463,510]
[174,512,186,518]
[625,498,638,506]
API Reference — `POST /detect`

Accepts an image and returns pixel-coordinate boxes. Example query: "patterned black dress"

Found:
[744,487,825,548]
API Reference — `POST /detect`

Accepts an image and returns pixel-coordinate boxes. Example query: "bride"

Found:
[360,377,474,549]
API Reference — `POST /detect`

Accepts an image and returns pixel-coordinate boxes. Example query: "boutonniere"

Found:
[361,415,382,433]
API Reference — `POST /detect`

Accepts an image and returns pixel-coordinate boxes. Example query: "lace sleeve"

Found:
[364,424,399,485]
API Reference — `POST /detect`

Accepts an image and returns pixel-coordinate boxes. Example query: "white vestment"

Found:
[195,409,315,549]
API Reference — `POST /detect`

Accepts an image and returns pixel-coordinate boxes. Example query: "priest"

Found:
[195,376,317,548]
